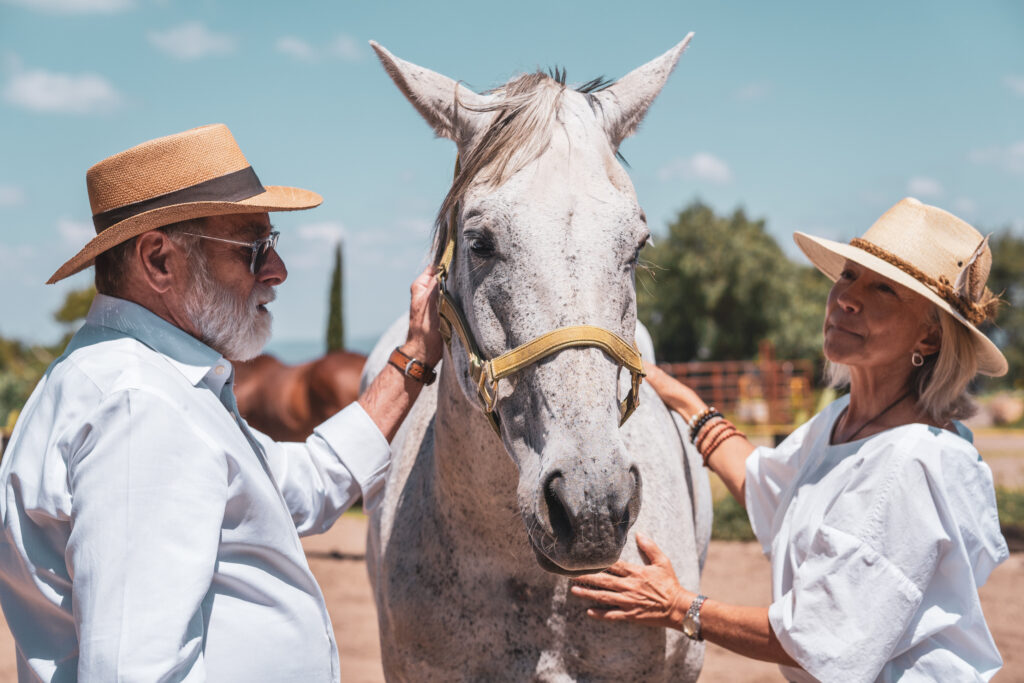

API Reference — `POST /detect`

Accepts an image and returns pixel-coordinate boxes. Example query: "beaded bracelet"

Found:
[687,406,715,432]
[694,418,728,453]
[689,409,724,442]
[702,425,747,467]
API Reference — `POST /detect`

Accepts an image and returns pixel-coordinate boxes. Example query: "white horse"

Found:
[362,38,713,681]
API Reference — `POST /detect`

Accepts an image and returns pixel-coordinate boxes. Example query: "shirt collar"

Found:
[85,293,233,392]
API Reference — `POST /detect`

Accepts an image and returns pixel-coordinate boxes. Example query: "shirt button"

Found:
[215,365,226,375]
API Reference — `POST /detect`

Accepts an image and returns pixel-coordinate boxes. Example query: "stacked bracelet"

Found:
[688,408,723,442]
[699,421,746,467]
[689,406,748,467]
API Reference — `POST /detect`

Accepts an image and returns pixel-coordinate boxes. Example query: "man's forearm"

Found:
[357,350,427,442]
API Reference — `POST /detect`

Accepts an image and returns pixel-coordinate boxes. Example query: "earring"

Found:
[911,351,924,367]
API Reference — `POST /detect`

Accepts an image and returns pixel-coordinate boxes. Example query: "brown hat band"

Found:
[92,165,265,233]
[849,237,1000,326]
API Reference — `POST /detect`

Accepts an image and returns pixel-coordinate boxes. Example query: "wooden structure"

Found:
[660,341,815,427]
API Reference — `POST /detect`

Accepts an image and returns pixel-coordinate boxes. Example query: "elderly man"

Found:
[0,124,441,681]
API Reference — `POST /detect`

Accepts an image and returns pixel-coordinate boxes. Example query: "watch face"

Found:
[682,616,698,638]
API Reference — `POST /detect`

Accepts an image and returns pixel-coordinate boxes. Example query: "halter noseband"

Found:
[436,158,645,435]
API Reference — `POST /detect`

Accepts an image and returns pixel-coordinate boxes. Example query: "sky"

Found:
[1,0,1022,358]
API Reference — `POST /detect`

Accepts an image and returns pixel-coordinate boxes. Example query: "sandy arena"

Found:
[0,512,1017,681]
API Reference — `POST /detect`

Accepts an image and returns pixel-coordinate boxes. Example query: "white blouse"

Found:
[745,395,1008,682]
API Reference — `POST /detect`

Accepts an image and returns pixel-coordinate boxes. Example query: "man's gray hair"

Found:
[94,218,206,295]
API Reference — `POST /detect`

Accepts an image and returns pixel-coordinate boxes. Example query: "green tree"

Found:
[637,201,830,362]
[980,230,1024,390]
[326,241,345,352]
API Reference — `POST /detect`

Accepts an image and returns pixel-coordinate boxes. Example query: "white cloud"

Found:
[396,217,433,237]
[0,185,25,207]
[952,197,976,216]
[3,64,122,113]
[734,81,771,101]
[970,141,1024,174]
[907,176,943,198]
[148,22,236,61]
[1004,75,1024,97]
[329,34,362,62]
[276,36,316,62]
[658,153,733,184]
[298,221,347,243]
[0,0,132,13]
[277,33,364,63]
[57,217,95,246]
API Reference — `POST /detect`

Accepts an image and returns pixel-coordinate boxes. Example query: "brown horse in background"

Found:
[234,351,366,441]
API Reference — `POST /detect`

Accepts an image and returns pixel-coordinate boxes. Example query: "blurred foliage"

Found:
[1,286,95,427]
[710,495,755,542]
[637,201,831,363]
[979,230,1024,391]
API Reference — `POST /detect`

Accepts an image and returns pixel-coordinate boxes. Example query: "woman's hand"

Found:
[643,362,706,419]
[570,533,694,630]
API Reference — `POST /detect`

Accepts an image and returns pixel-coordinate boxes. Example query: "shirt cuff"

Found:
[314,402,391,507]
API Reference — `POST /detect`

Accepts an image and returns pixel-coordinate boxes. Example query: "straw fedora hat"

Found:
[47,123,322,284]
[794,197,1007,377]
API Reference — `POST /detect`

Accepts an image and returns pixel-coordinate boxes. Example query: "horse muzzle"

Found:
[524,461,642,574]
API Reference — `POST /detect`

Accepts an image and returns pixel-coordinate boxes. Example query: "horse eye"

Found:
[467,233,495,258]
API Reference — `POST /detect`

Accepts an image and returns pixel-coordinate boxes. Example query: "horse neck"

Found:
[432,355,521,529]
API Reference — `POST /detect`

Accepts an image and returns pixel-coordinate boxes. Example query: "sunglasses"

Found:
[182,230,280,274]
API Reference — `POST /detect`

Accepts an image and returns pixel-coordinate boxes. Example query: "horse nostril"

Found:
[612,466,643,544]
[543,471,575,544]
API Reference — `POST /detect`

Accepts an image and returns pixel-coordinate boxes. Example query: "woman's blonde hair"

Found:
[825,307,979,424]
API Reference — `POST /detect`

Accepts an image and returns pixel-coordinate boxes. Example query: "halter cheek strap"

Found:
[436,158,645,435]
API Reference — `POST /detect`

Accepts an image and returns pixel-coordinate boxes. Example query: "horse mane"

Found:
[432,70,615,265]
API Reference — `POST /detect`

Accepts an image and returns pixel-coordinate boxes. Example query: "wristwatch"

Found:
[681,594,707,641]
[388,346,437,385]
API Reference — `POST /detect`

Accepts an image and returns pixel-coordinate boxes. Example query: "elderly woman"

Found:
[572,198,1010,681]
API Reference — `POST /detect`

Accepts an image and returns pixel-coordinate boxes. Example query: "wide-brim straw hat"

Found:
[48,123,322,283]
[794,197,1007,377]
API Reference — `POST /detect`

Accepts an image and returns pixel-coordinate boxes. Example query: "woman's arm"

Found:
[570,534,798,668]
[643,363,755,506]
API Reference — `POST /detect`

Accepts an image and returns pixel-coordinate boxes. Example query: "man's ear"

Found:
[134,231,183,294]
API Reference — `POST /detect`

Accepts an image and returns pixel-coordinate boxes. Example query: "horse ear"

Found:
[370,41,489,145]
[592,34,694,149]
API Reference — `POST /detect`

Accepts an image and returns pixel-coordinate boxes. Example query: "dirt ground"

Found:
[0,514,1017,682]
[0,431,1017,680]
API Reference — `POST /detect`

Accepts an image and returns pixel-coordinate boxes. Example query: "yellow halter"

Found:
[436,159,645,434]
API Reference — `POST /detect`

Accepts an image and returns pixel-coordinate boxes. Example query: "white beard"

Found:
[183,258,275,362]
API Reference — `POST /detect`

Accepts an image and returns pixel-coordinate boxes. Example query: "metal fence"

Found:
[660,342,816,427]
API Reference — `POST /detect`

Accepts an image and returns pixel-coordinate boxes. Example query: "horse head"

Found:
[373,38,691,574]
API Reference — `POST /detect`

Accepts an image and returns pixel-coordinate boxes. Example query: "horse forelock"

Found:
[431,70,615,266]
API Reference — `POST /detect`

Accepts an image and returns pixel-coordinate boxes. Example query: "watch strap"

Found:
[388,347,437,385]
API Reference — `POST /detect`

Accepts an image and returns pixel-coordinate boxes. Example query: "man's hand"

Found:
[400,265,442,367]
[358,266,442,442]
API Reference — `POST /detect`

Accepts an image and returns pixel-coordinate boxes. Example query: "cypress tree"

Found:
[326,241,345,352]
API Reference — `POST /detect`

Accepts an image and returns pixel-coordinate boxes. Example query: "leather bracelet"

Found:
[388,346,437,385]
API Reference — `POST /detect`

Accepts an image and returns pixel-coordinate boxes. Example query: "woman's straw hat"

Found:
[47,123,322,284]
[794,197,1007,377]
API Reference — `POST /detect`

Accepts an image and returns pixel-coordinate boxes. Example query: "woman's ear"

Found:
[918,319,942,358]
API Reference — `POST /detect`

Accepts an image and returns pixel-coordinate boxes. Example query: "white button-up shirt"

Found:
[746,395,1008,682]
[0,294,390,682]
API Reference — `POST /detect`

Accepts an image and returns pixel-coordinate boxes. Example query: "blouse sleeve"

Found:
[744,416,816,555]
[767,430,989,682]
